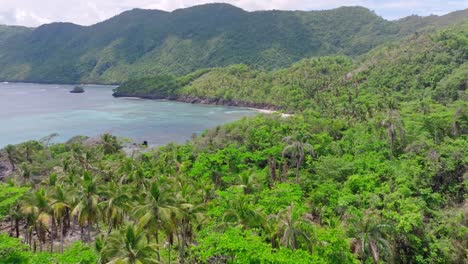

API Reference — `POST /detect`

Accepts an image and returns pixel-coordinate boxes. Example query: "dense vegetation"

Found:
[0,19,466,263]
[0,4,467,84]
[115,23,468,112]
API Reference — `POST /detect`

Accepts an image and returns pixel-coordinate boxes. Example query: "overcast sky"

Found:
[0,0,467,27]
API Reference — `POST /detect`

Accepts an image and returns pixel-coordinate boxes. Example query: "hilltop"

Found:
[0,3,466,84]
[114,22,468,111]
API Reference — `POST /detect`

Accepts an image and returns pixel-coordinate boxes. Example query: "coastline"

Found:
[248,108,293,118]
[112,92,289,115]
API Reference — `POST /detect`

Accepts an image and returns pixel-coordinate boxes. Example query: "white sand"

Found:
[250,108,293,118]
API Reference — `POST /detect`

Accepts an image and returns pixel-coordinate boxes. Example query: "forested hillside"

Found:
[0,3,466,84]
[0,19,466,263]
[115,22,468,111]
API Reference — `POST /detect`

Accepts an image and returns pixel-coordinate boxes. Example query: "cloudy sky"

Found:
[0,0,467,27]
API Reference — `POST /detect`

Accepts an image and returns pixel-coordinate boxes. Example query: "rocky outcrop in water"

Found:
[70,86,85,93]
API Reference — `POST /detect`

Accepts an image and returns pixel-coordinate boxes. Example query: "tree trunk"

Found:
[87,224,91,243]
[9,218,14,236]
[268,156,277,183]
[60,221,64,253]
[15,218,19,237]
[180,222,187,264]
[295,160,300,183]
[282,162,288,182]
[156,228,160,262]
[50,218,55,252]
[369,240,380,264]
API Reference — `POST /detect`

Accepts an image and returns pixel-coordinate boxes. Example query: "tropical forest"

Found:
[0,3,467,264]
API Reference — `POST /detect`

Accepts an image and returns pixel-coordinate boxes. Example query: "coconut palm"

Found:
[134,180,177,262]
[236,172,260,194]
[100,224,158,264]
[101,133,122,155]
[349,211,393,264]
[21,188,51,252]
[282,132,315,183]
[21,140,43,164]
[49,184,71,253]
[174,183,206,264]
[100,181,132,234]
[221,194,265,230]
[272,204,311,250]
[379,109,405,155]
[452,106,467,136]
[4,144,19,171]
[71,171,101,243]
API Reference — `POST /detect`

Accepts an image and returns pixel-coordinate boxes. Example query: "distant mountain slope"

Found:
[0,3,466,84]
[114,22,468,111]
[0,25,32,42]
[396,8,468,35]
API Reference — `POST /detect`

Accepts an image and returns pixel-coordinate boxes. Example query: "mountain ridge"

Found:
[0,3,466,84]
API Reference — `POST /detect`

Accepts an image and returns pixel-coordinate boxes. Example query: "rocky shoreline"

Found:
[112,92,282,111]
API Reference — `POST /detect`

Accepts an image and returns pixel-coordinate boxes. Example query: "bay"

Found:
[0,82,256,148]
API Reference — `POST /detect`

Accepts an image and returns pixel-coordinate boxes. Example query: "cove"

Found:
[0,82,256,147]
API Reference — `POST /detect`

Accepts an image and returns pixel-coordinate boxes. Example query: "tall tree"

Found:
[134,180,177,262]
[71,171,101,243]
[100,224,158,264]
[282,132,315,183]
[49,184,71,253]
[349,212,393,264]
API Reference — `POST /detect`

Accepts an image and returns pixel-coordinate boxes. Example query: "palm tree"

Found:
[134,180,177,262]
[349,211,393,264]
[4,144,18,171]
[101,133,122,155]
[236,173,260,194]
[71,171,101,243]
[49,184,71,253]
[174,183,206,264]
[100,224,158,264]
[100,181,131,234]
[221,194,265,230]
[282,132,315,183]
[379,109,405,155]
[452,106,466,136]
[21,140,43,164]
[272,204,311,251]
[21,188,51,252]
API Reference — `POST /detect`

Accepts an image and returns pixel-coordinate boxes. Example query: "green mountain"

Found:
[0,6,467,264]
[0,3,466,84]
[114,22,468,110]
[1,21,467,264]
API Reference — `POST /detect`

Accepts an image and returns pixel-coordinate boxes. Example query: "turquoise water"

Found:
[0,83,256,147]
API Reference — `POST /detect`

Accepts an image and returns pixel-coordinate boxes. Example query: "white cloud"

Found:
[0,0,466,27]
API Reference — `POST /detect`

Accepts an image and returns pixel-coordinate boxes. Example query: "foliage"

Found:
[0,13,466,264]
[115,23,467,113]
[0,184,28,220]
[0,4,466,83]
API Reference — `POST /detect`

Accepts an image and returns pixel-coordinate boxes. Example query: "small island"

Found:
[70,86,85,93]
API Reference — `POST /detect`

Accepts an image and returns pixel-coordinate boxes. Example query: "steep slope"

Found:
[396,8,468,35]
[0,25,32,42]
[0,4,466,84]
[114,22,468,111]
[0,4,408,84]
